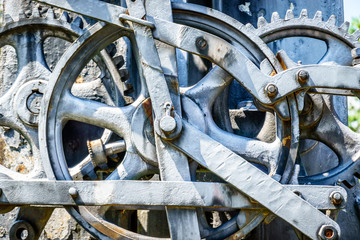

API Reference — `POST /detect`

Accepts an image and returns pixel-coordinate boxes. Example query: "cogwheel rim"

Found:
[249,9,360,48]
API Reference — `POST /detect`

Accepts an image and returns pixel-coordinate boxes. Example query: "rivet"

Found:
[69,187,78,198]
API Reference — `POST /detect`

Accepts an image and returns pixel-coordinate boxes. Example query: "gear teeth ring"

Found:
[252,8,360,49]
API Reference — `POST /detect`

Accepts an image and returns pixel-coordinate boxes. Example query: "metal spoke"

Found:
[184,66,233,108]
[57,91,135,138]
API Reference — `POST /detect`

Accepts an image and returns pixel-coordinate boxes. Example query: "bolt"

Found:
[336,179,342,186]
[296,70,309,83]
[159,115,177,135]
[196,37,207,49]
[265,83,278,98]
[69,187,78,198]
[318,225,338,240]
[330,191,343,205]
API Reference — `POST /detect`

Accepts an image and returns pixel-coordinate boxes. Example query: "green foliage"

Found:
[348,98,360,132]
[350,17,360,34]
[348,17,360,132]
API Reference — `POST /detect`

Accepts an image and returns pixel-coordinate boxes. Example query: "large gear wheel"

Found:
[0,7,88,180]
[38,2,297,239]
[252,9,360,188]
[0,6,127,238]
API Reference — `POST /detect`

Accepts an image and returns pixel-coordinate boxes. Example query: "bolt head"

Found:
[330,191,343,205]
[69,187,78,198]
[297,70,309,83]
[159,115,177,135]
[265,83,278,98]
[196,37,207,49]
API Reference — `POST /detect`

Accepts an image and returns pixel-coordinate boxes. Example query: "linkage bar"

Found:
[0,180,345,210]
[170,121,342,239]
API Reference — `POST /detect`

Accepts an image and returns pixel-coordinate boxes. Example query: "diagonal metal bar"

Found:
[169,121,341,239]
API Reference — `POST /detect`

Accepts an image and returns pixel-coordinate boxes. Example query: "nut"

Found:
[330,191,343,205]
[265,83,278,98]
[318,225,338,240]
[296,70,309,83]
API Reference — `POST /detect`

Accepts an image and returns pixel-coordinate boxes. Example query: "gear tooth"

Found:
[4,14,14,24]
[271,12,280,22]
[31,6,41,18]
[245,23,256,31]
[124,83,134,95]
[352,29,360,40]
[87,140,95,162]
[285,9,294,20]
[299,9,308,19]
[257,16,268,28]
[327,15,336,25]
[119,69,130,82]
[45,8,55,20]
[339,21,350,32]
[113,55,125,69]
[313,11,323,20]
[106,43,117,57]
[72,16,84,29]
[60,11,71,23]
